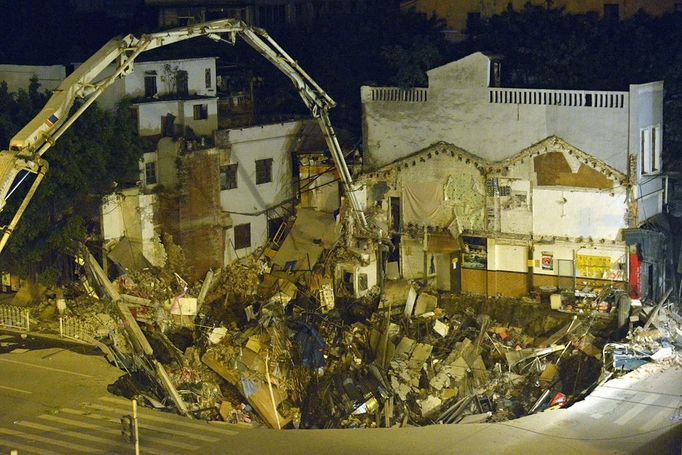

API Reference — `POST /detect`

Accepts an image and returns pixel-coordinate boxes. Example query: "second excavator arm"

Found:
[0,18,367,255]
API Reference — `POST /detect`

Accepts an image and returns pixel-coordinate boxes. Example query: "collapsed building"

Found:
[1,51,680,432]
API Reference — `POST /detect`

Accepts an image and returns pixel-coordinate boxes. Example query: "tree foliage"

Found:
[0,81,146,284]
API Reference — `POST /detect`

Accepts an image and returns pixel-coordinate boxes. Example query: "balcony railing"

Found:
[367,87,428,102]
[489,88,626,108]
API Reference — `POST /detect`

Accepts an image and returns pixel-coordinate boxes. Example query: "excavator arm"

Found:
[0,19,367,254]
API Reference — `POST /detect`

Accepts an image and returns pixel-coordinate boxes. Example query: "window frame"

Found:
[220,163,238,190]
[144,161,157,185]
[255,158,273,185]
[233,223,251,250]
[205,68,212,89]
[144,71,158,98]
[193,103,208,120]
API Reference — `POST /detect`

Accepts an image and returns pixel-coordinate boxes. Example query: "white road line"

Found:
[62,407,219,442]
[613,393,659,426]
[41,413,200,451]
[0,436,55,455]
[0,357,94,378]
[0,384,32,394]
[639,398,681,432]
[0,427,98,453]
[16,420,132,451]
[95,397,239,435]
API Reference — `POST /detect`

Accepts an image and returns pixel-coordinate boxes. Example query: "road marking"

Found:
[613,393,659,426]
[0,436,54,455]
[0,427,98,453]
[16,420,133,451]
[62,407,220,442]
[0,357,94,378]
[41,413,200,451]
[0,384,31,394]
[92,399,240,435]
[639,398,681,432]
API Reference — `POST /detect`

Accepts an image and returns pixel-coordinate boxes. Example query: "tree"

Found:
[0,80,147,285]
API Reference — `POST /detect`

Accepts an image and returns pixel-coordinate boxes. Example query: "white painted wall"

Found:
[219,121,298,262]
[532,188,627,240]
[135,98,217,136]
[0,64,66,93]
[98,57,217,110]
[361,52,659,175]
[488,241,527,273]
[100,188,165,267]
[531,241,627,279]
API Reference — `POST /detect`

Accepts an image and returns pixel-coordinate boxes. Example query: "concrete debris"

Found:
[7,235,681,432]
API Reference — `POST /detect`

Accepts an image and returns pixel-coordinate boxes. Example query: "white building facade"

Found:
[98,57,219,137]
[360,53,666,299]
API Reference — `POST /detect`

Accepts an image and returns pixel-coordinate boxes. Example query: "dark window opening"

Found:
[193,103,208,120]
[234,223,251,250]
[205,68,212,89]
[145,162,157,185]
[390,196,400,232]
[255,158,273,184]
[144,72,157,97]
[176,70,189,97]
[220,163,237,190]
[268,216,285,241]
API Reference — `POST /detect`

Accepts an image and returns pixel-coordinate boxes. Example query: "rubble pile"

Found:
[12,241,681,432]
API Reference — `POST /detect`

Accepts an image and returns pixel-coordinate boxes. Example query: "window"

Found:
[640,125,662,175]
[144,71,157,97]
[176,70,189,97]
[145,161,157,185]
[604,4,619,21]
[205,68,212,89]
[234,223,251,250]
[220,164,238,190]
[193,103,208,120]
[255,158,273,184]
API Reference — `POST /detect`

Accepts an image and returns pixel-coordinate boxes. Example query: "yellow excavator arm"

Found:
[0,19,367,254]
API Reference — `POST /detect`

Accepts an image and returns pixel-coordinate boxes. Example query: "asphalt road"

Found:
[0,332,680,454]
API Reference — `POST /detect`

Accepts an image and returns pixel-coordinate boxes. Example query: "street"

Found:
[0,332,679,454]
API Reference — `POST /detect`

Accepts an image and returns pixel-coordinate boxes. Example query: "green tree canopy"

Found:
[0,80,147,284]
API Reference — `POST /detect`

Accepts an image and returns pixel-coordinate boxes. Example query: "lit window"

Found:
[220,164,237,190]
[234,223,251,250]
[145,161,157,185]
[193,103,208,120]
[255,158,273,184]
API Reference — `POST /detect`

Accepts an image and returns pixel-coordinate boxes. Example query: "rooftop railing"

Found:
[489,87,626,108]
[367,87,428,103]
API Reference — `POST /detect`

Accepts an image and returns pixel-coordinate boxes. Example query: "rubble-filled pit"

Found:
[13,254,632,431]
[110,272,618,429]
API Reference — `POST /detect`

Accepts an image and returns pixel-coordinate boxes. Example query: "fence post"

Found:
[25,309,30,331]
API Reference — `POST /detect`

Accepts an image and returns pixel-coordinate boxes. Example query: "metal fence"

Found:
[59,317,98,343]
[0,305,30,331]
